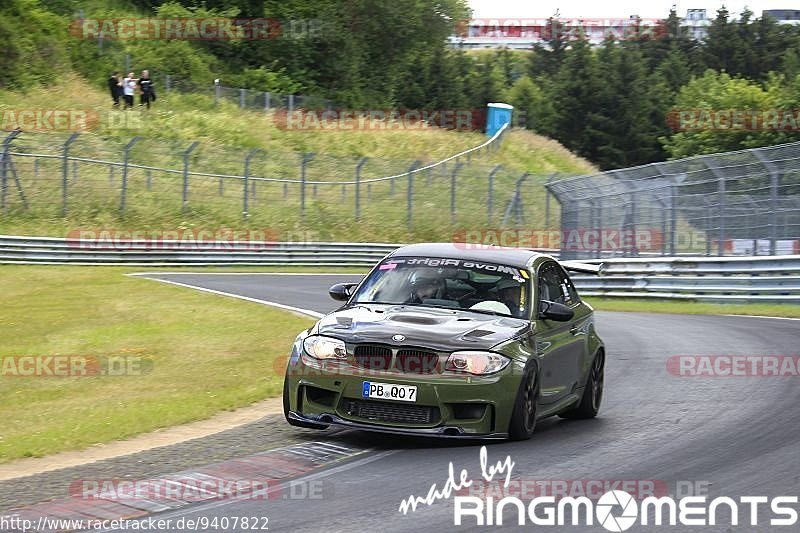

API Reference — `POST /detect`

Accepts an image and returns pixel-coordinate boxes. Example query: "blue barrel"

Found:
[486,103,513,137]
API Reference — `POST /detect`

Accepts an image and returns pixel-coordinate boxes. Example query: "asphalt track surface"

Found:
[126,273,800,532]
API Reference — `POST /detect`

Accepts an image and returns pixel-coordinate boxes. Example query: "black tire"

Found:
[508,366,540,440]
[559,351,604,420]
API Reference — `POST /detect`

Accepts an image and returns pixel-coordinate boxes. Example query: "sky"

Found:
[468,0,786,20]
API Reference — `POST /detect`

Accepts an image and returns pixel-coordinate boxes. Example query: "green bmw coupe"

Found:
[283,243,605,440]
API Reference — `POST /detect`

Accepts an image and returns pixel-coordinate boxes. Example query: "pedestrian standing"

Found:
[138,70,154,109]
[108,71,122,107]
[122,72,137,109]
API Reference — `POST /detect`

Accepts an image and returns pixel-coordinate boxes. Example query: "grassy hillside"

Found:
[0,77,596,241]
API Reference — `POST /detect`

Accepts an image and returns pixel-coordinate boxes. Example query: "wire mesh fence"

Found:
[0,127,519,241]
[153,74,333,112]
[546,141,800,258]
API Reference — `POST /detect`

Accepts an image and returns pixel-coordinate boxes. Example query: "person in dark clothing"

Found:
[108,72,122,107]
[138,70,155,109]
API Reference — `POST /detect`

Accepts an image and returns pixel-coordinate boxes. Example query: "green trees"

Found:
[4,1,800,168]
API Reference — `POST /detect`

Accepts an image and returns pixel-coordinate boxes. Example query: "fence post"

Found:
[488,165,502,224]
[243,148,261,217]
[214,80,221,106]
[182,141,200,211]
[239,88,246,108]
[62,132,80,216]
[407,161,421,228]
[355,157,367,221]
[717,176,726,255]
[300,153,315,217]
[669,184,677,256]
[165,74,171,92]
[264,92,271,111]
[1,131,21,215]
[753,150,780,256]
[288,94,295,114]
[120,136,140,213]
[544,174,554,228]
[450,161,464,225]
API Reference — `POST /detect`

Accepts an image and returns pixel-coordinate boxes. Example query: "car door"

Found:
[534,261,586,405]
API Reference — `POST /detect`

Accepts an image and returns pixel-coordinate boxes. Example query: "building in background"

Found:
[447,8,800,48]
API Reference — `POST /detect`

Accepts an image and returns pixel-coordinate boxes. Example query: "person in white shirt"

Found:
[122,72,137,109]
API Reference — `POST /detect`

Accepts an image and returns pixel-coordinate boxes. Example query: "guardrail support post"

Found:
[300,153,315,217]
[242,148,261,217]
[450,161,464,225]
[120,136,140,213]
[182,141,200,212]
[61,132,80,217]
[488,165,502,224]
[407,160,421,228]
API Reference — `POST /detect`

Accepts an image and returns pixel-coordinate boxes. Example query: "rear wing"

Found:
[559,261,604,275]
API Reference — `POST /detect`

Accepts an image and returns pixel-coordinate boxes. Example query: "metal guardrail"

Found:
[1,236,799,302]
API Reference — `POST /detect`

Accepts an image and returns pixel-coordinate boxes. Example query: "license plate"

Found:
[361,381,417,402]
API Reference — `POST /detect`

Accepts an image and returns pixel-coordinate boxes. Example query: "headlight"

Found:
[303,335,347,360]
[445,351,510,375]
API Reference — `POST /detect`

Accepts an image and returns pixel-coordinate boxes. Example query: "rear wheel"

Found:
[559,351,604,420]
[508,366,540,440]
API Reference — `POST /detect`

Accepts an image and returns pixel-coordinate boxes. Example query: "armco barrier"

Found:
[1,236,798,302]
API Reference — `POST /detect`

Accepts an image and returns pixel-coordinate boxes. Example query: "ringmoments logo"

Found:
[398,447,799,529]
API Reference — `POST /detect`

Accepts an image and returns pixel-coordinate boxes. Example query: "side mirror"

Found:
[329,283,357,301]
[538,300,574,322]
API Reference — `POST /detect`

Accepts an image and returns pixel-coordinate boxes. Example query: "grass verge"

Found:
[0,266,314,463]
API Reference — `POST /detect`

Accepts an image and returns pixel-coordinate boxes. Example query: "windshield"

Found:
[351,256,530,318]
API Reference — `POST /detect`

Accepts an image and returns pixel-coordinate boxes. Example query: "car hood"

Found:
[314,304,529,351]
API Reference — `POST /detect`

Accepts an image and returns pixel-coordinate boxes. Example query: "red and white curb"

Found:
[6,441,365,531]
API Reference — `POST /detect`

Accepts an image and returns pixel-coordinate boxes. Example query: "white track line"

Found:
[127,272,362,276]
[129,274,324,319]
[722,314,800,321]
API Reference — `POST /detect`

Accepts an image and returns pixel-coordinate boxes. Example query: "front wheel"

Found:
[559,351,604,420]
[508,366,540,440]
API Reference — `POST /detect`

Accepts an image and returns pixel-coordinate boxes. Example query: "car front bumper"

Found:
[284,353,526,438]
